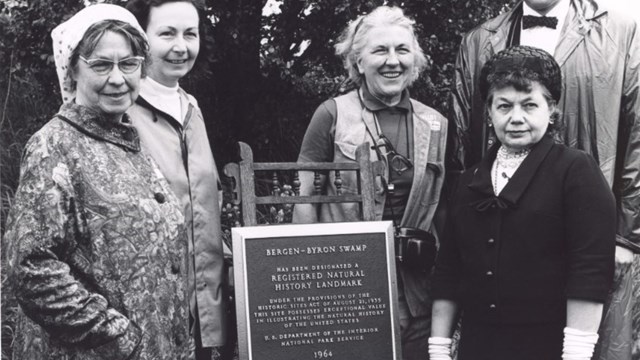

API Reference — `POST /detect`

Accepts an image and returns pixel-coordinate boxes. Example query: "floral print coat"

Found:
[4,103,190,360]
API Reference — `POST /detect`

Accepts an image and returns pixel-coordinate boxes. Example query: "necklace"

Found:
[492,146,530,195]
[496,146,530,168]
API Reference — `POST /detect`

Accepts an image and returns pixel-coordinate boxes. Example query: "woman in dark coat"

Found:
[428,46,616,360]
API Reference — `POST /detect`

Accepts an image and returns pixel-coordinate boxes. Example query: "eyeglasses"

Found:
[79,56,145,75]
[373,134,413,176]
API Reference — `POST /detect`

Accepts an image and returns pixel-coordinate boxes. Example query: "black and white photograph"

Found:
[1,0,639,359]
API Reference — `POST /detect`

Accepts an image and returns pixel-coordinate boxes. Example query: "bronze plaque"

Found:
[232,222,400,360]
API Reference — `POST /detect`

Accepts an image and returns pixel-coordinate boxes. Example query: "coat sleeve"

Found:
[297,99,337,163]
[448,36,475,176]
[615,19,640,252]
[431,181,464,301]
[5,132,141,358]
[446,35,477,200]
[564,152,617,301]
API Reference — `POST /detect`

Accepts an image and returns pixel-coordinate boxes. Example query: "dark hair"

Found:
[125,0,209,76]
[481,46,562,136]
[485,72,561,134]
[126,0,205,31]
[485,71,556,106]
[480,45,561,103]
[68,19,149,90]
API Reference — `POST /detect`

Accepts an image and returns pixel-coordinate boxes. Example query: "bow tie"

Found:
[522,15,558,29]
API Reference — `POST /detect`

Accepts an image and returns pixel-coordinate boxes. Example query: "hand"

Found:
[613,245,634,286]
[615,245,634,265]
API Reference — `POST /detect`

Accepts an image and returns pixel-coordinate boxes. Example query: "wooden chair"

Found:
[223,141,383,226]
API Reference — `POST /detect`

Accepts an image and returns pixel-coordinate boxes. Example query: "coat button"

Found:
[489,304,497,310]
[486,270,494,277]
[175,332,185,346]
[154,192,166,203]
[487,238,495,245]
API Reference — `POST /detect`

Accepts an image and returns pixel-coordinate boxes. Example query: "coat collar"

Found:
[467,136,554,208]
[482,1,522,53]
[481,0,606,33]
[56,102,140,152]
[481,0,607,66]
[136,90,195,130]
[359,85,411,112]
[554,0,607,66]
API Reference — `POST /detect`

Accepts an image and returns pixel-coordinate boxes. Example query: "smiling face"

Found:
[357,25,416,106]
[145,1,200,87]
[73,31,141,122]
[489,82,555,152]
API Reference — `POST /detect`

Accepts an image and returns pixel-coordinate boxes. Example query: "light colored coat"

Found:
[127,89,228,347]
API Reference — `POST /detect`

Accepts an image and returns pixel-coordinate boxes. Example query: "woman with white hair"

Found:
[293,6,448,359]
[4,4,190,359]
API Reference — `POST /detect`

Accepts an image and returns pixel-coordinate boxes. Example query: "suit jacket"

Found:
[433,137,616,324]
[448,0,640,252]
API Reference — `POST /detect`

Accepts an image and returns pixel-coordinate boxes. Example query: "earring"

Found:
[488,122,493,127]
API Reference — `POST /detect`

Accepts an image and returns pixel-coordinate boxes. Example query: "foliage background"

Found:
[2,0,639,358]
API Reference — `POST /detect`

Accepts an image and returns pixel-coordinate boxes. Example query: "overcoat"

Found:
[6,103,190,360]
[127,86,228,347]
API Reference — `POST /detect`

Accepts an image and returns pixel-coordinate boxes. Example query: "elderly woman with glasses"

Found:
[292,5,447,360]
[4,4,191,359]
[429,46,616,360]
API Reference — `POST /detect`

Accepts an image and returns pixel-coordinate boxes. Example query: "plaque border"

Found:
[232,221,400,360]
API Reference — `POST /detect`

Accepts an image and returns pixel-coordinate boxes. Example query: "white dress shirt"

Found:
[521,0,571,56]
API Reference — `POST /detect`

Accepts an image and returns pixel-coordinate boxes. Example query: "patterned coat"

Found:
[5,103,190,360]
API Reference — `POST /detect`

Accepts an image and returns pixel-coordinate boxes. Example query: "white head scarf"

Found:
[51,4,147,103]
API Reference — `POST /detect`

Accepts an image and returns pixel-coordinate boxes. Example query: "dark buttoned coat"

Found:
[432,136,616,325]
